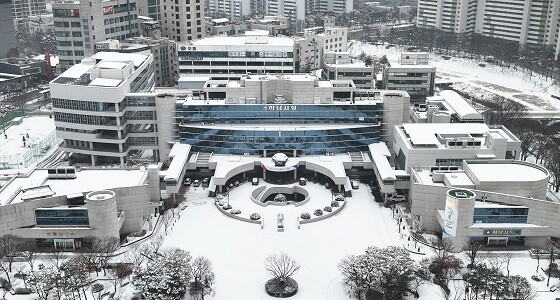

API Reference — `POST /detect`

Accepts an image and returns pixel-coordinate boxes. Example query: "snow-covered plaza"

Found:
[158,180,560,300]
[162,182,408,299]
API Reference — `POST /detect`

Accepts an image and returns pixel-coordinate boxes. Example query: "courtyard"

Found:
[162,181,407,299]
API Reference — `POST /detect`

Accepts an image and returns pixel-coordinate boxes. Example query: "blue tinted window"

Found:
[35,209,89,226]
[176,104,384,155]
[473,207,528,224]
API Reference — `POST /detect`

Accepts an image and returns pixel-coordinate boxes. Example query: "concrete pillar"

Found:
[443,189,476,252]
[263,149,267,157]
[91,155,96,166]
[293,150,297,157]
[263,169,267,180]
[294,169,297,180]
[120,156,125,166]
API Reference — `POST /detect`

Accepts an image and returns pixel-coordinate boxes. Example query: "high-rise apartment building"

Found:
[159,0,205,42]
[417,0,560,56]
[52,0,141,68]
[265,0,305,22]
[11,0,47,27]
[0,0,17,58]
[206,0,251,20]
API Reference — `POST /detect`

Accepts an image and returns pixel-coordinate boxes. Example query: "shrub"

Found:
[230,209,241,215]
[250,213,261,220]
[323,206,332,212]
[300,213,311,219]
[218,200,225,206]
[222,204,232,210]
[313,209,323,216]
[334,195,345,201]
[331,201,340,207]
[14,288,32,295]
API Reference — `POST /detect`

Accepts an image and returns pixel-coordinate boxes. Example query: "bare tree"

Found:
[92,237,121,275]
[163,211,173,235]
[0,235,31,283]
[189,256,215,300]
[466,240,483,268]
[88,237,120,276]
[544,147,560,192]
[265,253,300,282]
[126,243,150,268]
[503,253,514,277]
[25,245,39,270]
[535,248,543,273]
[109,263,133,293]
[46,249,66,270]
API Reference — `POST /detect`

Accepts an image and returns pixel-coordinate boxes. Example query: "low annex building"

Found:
[0,166,161,249]
[410,160,552,250]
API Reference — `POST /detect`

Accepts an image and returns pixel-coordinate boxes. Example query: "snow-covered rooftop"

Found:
[0,116,56,158]
[92,52,150,67]
[89,78,122,87]
[0,168,148,206]
[164,143,191,182]
[400,123,515,147]
[188,35,294,47]
[465,161,548,183]
[436,90,483,121]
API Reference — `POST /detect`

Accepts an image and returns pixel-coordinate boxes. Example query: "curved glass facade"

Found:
[176,104,384,155]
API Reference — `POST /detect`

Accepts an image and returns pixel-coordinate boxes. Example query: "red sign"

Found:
[103,6,113,15]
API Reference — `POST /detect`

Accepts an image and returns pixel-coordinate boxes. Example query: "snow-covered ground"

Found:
[163,182,409,299]
[159,181,560,300]
[350,41,560,111]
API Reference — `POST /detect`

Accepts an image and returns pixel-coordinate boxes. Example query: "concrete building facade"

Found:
[410,160,554,250]
[393,123,521,173]
[52,0,141,68]
[0,0,17,58]
[95,37,178,87]
[159,0,205,42]
[416,0,560,57]
[11,0,48,29]
[0,167,162,249]
[49,52,161,165]
[178,31,295,79]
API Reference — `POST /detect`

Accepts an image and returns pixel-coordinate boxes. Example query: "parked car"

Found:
[183,178,192,186]
[389,194,406,203]
[252,177,259,185]
[351,181,359,190]
[202,177,210,187]
[193,179,200,187]
[299,178,307,186]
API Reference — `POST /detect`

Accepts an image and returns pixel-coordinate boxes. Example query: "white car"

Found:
[389,194,406,203]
